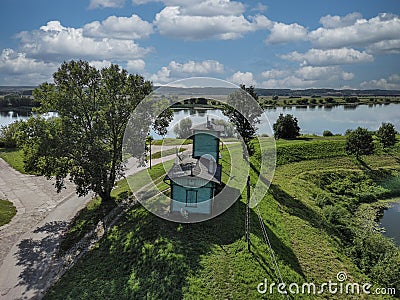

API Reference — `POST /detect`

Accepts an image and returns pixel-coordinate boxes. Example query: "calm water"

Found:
[150,103,400,138]
[380,201,400,246]
[0,110,57,129]
[0,110,31,128]
[2,103,399,135]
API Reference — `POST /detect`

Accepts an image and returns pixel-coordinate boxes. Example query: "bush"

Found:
[345,97,358,103]
[273,113,300,139]
[0,120,25,148]
[173,118,192,139]
[377,122,397,149]
[322,130,333,137]
[325,97,335,103]
[345,127,374,159]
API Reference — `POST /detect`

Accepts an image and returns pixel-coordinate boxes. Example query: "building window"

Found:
[186,190,198,207]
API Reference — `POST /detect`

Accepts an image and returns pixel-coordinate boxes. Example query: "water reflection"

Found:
[380,201,400,246]
[1,103,400,138]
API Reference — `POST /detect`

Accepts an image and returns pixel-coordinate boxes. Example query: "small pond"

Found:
[380,201,400,246]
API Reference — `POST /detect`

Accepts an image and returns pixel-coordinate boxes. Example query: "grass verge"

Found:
[0,148,26,173]
[0,199,17,227]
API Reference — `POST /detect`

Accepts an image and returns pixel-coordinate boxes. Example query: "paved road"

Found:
[0,144,192,300]
[0,158,93,299]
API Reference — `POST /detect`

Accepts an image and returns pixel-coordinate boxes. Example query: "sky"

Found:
[0,0,399,89]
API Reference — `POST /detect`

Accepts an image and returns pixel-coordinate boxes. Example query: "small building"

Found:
[164,118,224,215]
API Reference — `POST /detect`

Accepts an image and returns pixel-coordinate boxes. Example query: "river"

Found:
[159,103,400,138]
[1,103,399,135]
[380,201,400,246]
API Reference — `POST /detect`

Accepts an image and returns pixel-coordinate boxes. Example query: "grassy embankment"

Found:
[43,135,400,299]
[0,148,26,173]
[0,199,17,227]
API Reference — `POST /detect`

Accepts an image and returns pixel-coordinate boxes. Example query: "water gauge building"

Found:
[164,119,224,215]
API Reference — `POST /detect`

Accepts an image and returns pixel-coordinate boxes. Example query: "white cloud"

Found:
[149,60,224,84]
[309,13,400,50]
[89,0,125,9]
[281,48,374,66]
[295,66,353,81]
[169,60,224,74]
[261,69,289,79]
[261,76,316,89]
[319,12,363,28]
[133,0,244,14]
[17,21,150,61]
[265,22,307,44]
[342,72,355,81]
[0,48,57,85]
[154,6,271,40]
[295,66,337,81]
[180,0,245,17]
[260,66,355,89]
[89,60,112,69]
[83,14,153,40]
[227,71,256,86]
[360,74,400,90]
[251,3,267,13]
[126,59,146,72]
[133,0,245,16]
[366,39,400,54]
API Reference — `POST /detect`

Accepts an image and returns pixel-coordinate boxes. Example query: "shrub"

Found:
[345,127,374,159]
[377,122,397,149]
[173,118,192,139]
[323,130,333,137]
[273,113,300,139]
[0,120,25,148]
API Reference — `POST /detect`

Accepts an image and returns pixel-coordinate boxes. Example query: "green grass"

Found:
[47,137,400,299]
[0,199,17,227]
[0,148,26,173]
[152,138,192,146]
[148,147,186,160]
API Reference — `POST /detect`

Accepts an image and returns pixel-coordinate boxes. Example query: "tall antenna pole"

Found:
[246,175,251,252]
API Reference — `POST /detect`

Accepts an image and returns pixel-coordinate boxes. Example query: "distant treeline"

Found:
[0,95,39,108]
[255,88,400,97]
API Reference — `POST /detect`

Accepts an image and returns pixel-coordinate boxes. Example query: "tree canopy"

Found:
[25,60,168,202]
[273,114,300,139]
[345,127,374,159]
[222,87,261,156]
[173,118,193,139]
[377,122,397,149]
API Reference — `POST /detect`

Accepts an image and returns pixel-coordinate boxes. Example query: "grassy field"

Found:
[0,148,26,173]
[0,199,17,227]
[148,147,186,160]
[44,136,400,299]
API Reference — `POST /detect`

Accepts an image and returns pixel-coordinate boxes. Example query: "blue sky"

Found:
[0,0,399,89]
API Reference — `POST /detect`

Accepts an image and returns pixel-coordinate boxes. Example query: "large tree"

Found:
[173,118,192,139]
[223,86,262,156]
[29,60,158,202]
[345,127,374,159]
[273,114,300,139]
[377,122,397,149]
